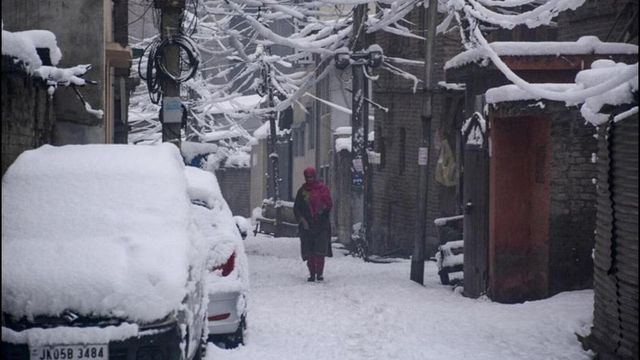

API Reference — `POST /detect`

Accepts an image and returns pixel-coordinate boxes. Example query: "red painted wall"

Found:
[489,116,551,303]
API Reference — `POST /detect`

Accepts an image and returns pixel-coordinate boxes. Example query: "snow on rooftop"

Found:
[485,59,638,126]
[1,144,194,322]
[445,36,638,70]
[334,126,351,135]
[1,29,62,71]
[252,121,289,140]
[485,83,578,104]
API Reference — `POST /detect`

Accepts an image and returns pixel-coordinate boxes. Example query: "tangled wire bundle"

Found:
[138,33,200,104]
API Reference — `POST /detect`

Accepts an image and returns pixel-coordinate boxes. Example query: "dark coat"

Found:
[293,186,333,261]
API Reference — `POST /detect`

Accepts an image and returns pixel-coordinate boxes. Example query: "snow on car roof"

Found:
[1,144,193,322]
[184,165,225,210]
[183,166,249,294]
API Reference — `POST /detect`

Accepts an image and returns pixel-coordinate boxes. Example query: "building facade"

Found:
[2,0,132,145]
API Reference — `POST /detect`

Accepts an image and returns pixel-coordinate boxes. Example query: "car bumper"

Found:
[2,323,182,360]
[207,291,245,335]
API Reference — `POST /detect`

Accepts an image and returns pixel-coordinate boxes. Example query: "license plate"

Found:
[30,344,108,360]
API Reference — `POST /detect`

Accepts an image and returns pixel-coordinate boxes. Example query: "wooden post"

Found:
[411,0,438,285]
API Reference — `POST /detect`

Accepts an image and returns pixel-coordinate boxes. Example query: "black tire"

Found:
[225,316,246,349]
[193,320,207,359]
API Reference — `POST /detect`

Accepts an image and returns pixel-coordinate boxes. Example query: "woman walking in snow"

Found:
[294,166,333,282]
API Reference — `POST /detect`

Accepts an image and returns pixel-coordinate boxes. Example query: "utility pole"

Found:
[156,0,185,146]
[260,58,282,236]
[411,0,438,284]
[350,3,369,253]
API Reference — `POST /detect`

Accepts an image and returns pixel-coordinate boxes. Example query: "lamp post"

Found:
[334,45,383,258]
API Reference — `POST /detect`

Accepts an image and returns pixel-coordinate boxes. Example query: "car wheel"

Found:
[225,316,246,349]
[194,323,207,359]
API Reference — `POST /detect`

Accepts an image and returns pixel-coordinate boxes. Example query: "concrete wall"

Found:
[216,167,252,217]
[2,0,108,144]
[1,57,55,175]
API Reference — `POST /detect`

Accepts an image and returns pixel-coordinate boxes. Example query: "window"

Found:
[306,107,315,150]
[399,127,406,175]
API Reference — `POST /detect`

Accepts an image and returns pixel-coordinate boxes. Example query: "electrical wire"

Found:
[138,33,201,104]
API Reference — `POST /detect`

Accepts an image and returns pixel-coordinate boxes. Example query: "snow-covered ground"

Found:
[206,234,594,360]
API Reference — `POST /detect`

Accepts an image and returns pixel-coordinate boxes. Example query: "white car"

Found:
[184,166,250,348]
[1,144,209,360]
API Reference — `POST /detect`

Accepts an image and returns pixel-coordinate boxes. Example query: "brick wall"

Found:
[548,108,597,295]
[215,167,252,217]
[1,57,55,176]
[557,0,635,43]
[369,9,463,256]
[491,102,597,296]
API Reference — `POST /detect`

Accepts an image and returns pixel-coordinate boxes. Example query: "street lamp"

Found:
[333,45,384,258]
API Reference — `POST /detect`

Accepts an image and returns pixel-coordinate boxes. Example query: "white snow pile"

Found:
[334,128,374,152]
[486,83,578,104]
[184,167,250,295]
[334,126,352,136]
[225,151,251,168]
[335,137,352,152]
[1,143,195,323]
[182,141,220,164]
[252,120,290,140]
[2,27,101,118]
[484,59,638,125]
[2,323,139,347]
[1,29,62,71]
[234,216,252,235]
[576,60,639,125]
[182,141,250,170]
[445,36,638,70]
[205,234,596,360]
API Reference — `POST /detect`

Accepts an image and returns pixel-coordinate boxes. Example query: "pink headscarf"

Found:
[302,167,332,217]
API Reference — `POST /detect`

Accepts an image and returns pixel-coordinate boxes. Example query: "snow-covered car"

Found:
[184,166,250,349]
[1,144,209,360]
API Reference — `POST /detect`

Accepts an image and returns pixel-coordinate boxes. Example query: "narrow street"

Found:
[206,234,594,360]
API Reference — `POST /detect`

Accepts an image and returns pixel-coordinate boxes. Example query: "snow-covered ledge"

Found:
[444,36,638,70]
[1,26,103,119]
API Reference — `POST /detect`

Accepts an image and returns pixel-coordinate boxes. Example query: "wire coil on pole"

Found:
[138,33,200,104]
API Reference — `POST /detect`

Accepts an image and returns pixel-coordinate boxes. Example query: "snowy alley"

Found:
[206,234,594,360]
